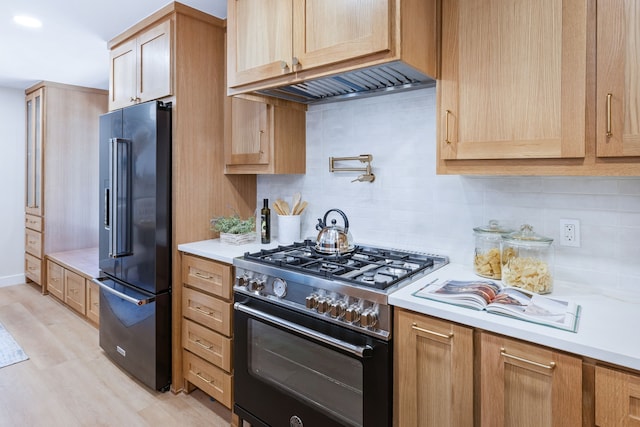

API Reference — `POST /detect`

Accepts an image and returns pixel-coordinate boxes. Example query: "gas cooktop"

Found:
[242,239,446,291]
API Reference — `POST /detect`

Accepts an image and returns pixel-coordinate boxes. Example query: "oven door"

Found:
[233,292,391,427]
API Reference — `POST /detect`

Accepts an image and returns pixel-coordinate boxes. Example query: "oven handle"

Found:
[234,302,373,358]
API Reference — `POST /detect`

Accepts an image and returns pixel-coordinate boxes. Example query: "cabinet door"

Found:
[86,280,100,325]
[480,332,582,426]
[25,88,43,216]
[394,309,473,427]
[64,270,86,315]
[595,365,640,426]
[438,0,587,160]
[109,38,137,110]
[227,0,293,87]
[136,19,172,104]
[47,260,64,301]
[596,0,640,157]
[292,0,390,71]
[226,97,271,166]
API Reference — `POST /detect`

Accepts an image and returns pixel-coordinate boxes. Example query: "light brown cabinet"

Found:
[437,0,640,175]
[394,308,474,427]
[225,95,306,174]
[181,253,234,409]
[596,0,640,158]
[23,82,107,289]
[45,248,100,326]
[227,0,439,95]
[595,365,640,426]
[437,0,588,165]
[395,310,583,426]
[479,332,582,426]
[108,19,172,111]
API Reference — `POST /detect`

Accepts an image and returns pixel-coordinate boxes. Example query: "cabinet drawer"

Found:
[182,288,232,337]
[182,254,233,300]
[46,260,64,301]
[183,350,232,409]
[25,228,42,258]
[25,214,42,232]
[182,318,232,372]
[86,280,100,325]
[25,253,42,284]
[65,270,86,315]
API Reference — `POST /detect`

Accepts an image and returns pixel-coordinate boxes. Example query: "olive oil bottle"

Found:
[261,198,271,243]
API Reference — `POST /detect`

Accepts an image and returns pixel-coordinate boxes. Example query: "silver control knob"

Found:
[305,294,319,309]
[344,306,361,324]
[236,275,250,287]
[329,301,347,319]
[317,298,331,314]
[247,278,265,292]
[360,310,378,328]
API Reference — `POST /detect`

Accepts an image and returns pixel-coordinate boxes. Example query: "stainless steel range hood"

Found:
[255,61,436,105]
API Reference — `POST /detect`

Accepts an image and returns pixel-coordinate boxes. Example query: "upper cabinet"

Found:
[438,0,588,162]
[596,0,640,157]
[109,19,172,111]
[227,0,439,95]
[225,95,306,174]
[437,0,640,175]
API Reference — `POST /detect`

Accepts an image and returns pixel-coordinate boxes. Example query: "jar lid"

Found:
[502,224,553,244]
[473,219,514,235]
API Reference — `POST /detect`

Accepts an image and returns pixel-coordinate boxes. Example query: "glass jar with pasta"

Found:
[501,224,554,294]
[473,220,513,279]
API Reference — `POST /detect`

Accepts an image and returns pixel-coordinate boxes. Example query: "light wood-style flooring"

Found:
[0,282,232,427]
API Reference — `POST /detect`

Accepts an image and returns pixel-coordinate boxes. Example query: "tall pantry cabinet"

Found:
[24,82,107,290]
[106,2,256,396]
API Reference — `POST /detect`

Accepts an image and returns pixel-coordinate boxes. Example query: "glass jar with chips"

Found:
[501,224,554,294]
[473,220,513,279]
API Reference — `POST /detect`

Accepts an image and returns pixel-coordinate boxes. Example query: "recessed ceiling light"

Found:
[13,15,42,28]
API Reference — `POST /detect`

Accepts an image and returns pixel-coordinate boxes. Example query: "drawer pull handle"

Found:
[195,339,213,350]
[194,271,213,280]
[194,306,213,316]
[411,323,453,339]
[195,372,213,384]
[445,110,452,144]
[500,348,556,370]
[606,93,613,138]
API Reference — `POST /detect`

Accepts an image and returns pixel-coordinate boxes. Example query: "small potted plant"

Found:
[210,212,257,245]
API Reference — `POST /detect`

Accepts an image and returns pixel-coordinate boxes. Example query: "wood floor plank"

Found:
[0,283,233,426]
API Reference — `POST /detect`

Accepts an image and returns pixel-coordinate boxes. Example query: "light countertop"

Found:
[178,239,281,264]
[389,263,640,372]
[177,239,640,372]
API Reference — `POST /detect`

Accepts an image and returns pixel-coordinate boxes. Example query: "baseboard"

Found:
[0,274,26,288]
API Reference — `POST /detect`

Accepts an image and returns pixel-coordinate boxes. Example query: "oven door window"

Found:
[248,318,363,427]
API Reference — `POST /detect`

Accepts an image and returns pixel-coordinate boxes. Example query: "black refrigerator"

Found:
[95,100,172,391]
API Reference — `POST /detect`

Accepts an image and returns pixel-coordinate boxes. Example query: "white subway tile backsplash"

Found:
[257,87,640,292]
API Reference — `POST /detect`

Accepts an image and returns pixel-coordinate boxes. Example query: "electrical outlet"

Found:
[560,219,581,247]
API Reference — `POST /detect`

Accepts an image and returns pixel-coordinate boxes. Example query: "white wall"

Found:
[258,87,640,294]
[0,87,26,287]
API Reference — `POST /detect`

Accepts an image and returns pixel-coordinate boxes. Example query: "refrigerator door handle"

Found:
[109,137,132,258]
[93,277,156,306]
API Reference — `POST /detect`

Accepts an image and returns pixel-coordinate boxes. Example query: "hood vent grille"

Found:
[256,61,435,105]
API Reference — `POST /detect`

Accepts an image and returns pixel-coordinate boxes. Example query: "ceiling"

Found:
[0,0,227,91]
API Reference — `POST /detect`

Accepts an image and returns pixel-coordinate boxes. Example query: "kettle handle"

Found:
[320,209,349,233]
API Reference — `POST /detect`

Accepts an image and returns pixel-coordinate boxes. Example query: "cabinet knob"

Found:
[292,57,300,67]
[280,60,289,70]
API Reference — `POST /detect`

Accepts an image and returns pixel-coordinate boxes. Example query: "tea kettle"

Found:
[315,209,354,255]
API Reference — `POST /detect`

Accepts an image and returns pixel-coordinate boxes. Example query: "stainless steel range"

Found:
[233,239,448,427]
